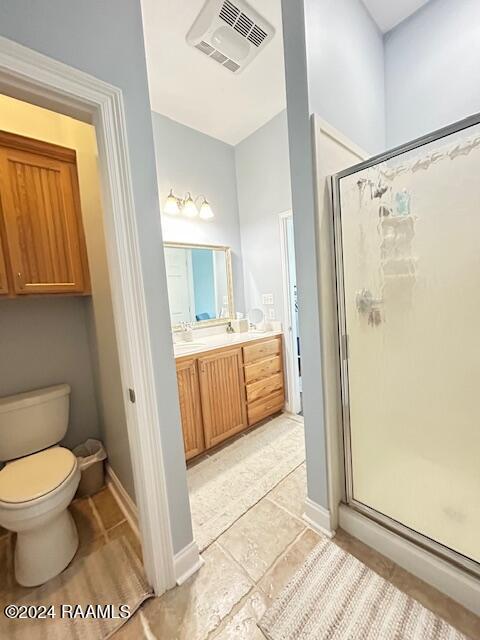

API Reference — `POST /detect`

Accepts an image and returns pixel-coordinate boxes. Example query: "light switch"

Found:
[262,293,274,305]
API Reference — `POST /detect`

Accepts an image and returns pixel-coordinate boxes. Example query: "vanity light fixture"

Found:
[164,189,180,215]
[182,193,198,218]
[199,198,214,220]
[163,189,215,220]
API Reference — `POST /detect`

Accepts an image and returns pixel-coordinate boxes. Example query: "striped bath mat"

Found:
[259,537,468,639]
[1,537,153,639]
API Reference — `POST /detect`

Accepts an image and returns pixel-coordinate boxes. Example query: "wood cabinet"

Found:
[176,335,285,460]
[0,131,90,296]
[198,347,247,449]
[0,217,9,295]
[176,358,205,460]
[243,336,285,426]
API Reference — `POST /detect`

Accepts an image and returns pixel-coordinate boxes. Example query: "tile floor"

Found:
[1,457,478,639]
[114,459,480,640]
[188,414,305,551]
[0,485,142,607]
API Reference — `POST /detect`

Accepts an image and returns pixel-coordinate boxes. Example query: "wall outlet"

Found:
[268,308,275,320]
[262,293,274,305]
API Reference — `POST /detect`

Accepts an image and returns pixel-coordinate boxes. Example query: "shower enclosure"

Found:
[331,115,480,575]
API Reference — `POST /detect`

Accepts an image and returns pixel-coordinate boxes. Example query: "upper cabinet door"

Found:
[0,136,89,295]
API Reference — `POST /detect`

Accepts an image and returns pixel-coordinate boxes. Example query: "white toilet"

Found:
[0,384,80,587]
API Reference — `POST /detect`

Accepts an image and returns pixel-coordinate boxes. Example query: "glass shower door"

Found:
[333,118,480,568]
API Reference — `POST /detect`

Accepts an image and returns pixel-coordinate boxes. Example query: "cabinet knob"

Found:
[16,272,24,288]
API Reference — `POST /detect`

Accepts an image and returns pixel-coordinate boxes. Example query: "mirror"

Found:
[164,242,234,328]
[248,308,264,326]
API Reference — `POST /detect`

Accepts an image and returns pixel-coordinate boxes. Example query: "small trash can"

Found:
[73,439,107,498]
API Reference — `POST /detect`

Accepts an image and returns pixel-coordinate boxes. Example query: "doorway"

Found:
[0,36,176,594]
[280,211,302,415]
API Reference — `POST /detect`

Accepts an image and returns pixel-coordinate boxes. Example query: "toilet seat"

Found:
[0,447,76,504]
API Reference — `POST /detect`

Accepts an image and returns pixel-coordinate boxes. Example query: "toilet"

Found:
[0,384,80,587]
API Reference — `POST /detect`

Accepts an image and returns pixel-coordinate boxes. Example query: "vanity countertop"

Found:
[173,329,283,359]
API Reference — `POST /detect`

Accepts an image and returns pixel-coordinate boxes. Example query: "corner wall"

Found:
[152,112,246,314]
[385,0,480,148]
[304,0,386,155]
[234,110,292,323]
[0,0,193,554]
[0,296,100,449]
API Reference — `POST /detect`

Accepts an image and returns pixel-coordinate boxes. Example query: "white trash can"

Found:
[73,439,107,498]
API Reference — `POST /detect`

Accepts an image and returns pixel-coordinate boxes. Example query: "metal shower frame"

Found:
[330,112,480,579]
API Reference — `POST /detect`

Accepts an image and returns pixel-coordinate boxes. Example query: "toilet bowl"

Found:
[0,384,80,586]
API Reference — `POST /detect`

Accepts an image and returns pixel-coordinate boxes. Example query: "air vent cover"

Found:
[186,0,275,74]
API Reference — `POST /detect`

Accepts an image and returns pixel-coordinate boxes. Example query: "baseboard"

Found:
[105,464,140,539]
[284,411,304,425]
[303,497,335,538]
[173,540,205,585]
[339,504,480,616]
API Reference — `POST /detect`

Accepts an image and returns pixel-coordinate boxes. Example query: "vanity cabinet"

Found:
[176,358,205,460]
[176,335,285,460]
[243,337,285,426]
[0,131,90,296]
[198,348,247,449]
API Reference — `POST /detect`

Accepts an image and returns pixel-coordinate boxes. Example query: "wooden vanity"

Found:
[175,334,285,460]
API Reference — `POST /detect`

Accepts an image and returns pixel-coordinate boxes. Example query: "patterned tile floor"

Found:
[114,449,480,640]
[0,435,478,639]
[0,485,142,611]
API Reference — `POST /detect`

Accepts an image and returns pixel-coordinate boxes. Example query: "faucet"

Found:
[226,321,234,334]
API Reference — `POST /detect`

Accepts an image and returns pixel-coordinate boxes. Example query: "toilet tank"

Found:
[0,384,71,461]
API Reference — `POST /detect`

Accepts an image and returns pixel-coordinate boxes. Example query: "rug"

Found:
[1,537,153,640]
[188,414,305,550]
[259,537,468,640]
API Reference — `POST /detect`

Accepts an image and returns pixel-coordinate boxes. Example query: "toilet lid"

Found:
[0,447,76,504]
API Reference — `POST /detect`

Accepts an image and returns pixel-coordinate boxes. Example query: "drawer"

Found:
[244,355,281,384]
[243,337,281,364]
[247,390,285,426]
[246,371,283,404]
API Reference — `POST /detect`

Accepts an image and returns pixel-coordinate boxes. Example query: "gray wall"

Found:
[152,112,246,314]
[385,0,480,148]
[281,0,330,511]
[235,110,291,324]
[0,0,193,554]
[304,0,386,154]
[0,297,100,449]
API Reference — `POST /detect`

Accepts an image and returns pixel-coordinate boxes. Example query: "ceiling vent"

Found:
[186,0,275,74]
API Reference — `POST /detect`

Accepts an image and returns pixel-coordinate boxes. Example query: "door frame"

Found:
[0,36,176,593]
[330,111,480,578]
[279,210,302,415]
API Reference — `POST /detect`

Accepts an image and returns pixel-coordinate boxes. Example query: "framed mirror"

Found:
[164,242,234,329]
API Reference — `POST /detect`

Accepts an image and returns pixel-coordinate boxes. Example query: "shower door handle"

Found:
[356,289,383,314]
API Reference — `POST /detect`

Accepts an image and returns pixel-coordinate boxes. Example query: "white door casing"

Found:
[279,210,302,415]
[0,35,185,594]
[311,115,369,529]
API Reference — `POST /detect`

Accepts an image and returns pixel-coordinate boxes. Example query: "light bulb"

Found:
[164,189,179,215]
[199,199,214,220]
[182,194,198,218]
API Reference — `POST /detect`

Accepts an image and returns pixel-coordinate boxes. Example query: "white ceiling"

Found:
[141,0,430,145]
[362,0,430,33]
[141,0,286,146]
